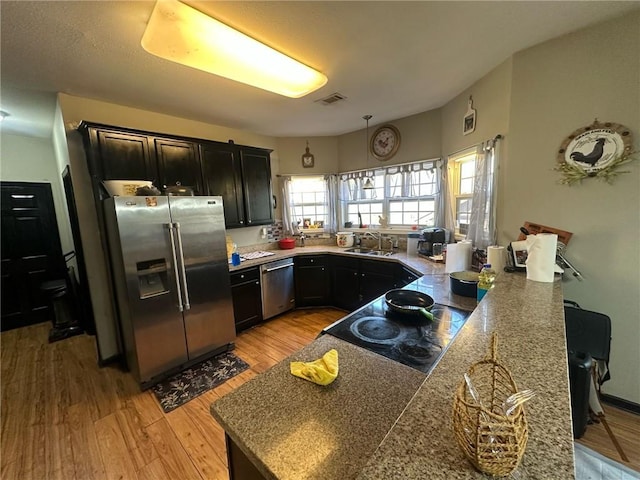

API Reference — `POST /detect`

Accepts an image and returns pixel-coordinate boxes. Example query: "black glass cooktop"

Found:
[322,295,471,375]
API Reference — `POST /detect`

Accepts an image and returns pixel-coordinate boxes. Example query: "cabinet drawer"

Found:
[230,267,260,286]
[360,258,395,275]
[331,256,360,270]
[294,255,327,267]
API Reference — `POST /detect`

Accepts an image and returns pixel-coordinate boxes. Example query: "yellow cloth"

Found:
[290,349,339,386]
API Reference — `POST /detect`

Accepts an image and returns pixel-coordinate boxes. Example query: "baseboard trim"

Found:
[601,393,640,415]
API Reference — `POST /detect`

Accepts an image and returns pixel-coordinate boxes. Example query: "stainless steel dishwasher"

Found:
[260,258,295,319]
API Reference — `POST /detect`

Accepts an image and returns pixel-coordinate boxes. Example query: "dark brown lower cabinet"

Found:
[331,256,361,311]
[230,267,263,333]
[294,255,331,307]
[359,259,399,304]
[226,434,266,480]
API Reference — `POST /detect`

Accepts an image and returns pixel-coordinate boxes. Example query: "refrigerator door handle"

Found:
[167,223,184,312]
[173,222,191,310]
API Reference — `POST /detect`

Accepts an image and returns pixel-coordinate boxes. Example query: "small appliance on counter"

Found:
[336,231,355,247]
[407,232,421,257]
[418,227,446,256]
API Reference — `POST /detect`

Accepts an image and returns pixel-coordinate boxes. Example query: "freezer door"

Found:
[168,196,235,358]
[109,196,189,383]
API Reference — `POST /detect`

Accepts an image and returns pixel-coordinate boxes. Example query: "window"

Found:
[450,149,478,236]
[340,160,440,228]
[288,176,328,230]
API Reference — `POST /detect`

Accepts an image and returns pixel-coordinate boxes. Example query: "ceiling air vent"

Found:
[315,92,347,105]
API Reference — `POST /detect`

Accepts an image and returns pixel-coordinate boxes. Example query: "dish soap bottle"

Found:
[477,263,496,301]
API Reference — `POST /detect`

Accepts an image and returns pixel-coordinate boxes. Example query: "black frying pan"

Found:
[385,289,435,321]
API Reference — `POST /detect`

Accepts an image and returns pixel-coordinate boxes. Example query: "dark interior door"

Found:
[1,182,66,331]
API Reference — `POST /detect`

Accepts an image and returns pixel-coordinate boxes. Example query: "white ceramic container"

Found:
[336,232,355,247]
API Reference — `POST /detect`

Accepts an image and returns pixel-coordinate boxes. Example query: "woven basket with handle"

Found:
[452,333,528,477]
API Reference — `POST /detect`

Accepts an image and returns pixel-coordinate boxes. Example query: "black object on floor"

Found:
[568,350,593,439]
[151,352,249,413]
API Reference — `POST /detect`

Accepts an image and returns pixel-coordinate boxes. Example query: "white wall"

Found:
[0,132,73,254]
[337,110,442,172]
[505,12,640,403]
[276,136,340,175]
[437,13,639,404]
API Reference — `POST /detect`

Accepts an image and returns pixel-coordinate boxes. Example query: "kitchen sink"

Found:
[344,247,394,257]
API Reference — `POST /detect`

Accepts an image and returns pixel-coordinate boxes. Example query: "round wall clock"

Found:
[370,124,401,161]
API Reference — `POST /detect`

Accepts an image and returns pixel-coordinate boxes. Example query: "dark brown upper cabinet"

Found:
[239,147,273,226]
[154,137,203,194]
[201,142,246,228]
[78,121,273,229]
[94,129,155,181]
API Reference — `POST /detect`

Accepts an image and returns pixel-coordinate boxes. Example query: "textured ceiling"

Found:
[1,1,639,138]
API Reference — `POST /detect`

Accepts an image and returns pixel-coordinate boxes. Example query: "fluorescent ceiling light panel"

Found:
[141,0,328,98]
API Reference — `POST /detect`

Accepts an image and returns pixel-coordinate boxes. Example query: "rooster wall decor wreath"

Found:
[555,120,637,185]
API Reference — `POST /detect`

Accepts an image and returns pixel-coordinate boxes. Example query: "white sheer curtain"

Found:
[325,174,338,234]
[279,175,294,236]
[466,136,500,249]
[441,158,456,233]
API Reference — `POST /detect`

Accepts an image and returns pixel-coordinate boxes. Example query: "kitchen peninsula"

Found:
[212,250,575,479]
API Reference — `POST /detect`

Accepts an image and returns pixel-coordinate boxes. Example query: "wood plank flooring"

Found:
[2,308,639,479]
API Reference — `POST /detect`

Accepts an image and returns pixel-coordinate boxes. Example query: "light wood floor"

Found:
[2,308,639,479]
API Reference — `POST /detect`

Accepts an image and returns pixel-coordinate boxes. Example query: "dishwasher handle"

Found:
[262,262,294,273]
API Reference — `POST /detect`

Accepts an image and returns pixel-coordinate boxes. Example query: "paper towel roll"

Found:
[459,242,472,269]
[525,234,557,283]
[445,243,472,273]
[487,246,506,273]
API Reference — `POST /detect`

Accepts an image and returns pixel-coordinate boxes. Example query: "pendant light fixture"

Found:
[141,0,328,98]
[362,115,375,190]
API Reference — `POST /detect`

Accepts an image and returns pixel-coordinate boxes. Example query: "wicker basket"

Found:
[452,333,528,477]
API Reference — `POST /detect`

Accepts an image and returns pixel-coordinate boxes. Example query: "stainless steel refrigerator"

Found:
[104,196,235,388]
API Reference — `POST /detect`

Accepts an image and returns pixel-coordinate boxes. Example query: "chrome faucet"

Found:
[363,231,382,250]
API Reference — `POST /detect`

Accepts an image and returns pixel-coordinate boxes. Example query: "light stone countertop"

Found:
[212,335,427,480]
[357,273,574,479]
[228,243,445,276]
[215,246,575,479]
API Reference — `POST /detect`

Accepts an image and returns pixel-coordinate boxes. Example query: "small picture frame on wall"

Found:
[463,96,476,136]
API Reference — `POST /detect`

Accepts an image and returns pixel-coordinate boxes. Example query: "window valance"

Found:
[339,158,440,180]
